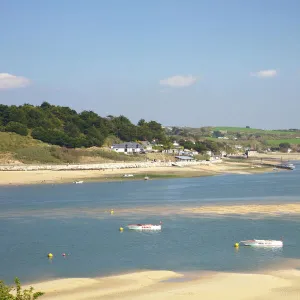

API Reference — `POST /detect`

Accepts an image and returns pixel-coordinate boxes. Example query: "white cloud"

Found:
[159,75,197,87]
[250,69,277,78]
[0,73,31,89]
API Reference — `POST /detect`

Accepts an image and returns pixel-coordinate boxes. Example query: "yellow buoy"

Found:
[110,209,114,215]
[119,227,124,232]
[47,253,53,258]
[234,243,239,248]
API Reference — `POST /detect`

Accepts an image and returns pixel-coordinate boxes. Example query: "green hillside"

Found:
[213,126,295,135]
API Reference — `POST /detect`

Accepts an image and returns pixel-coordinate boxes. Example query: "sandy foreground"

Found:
[0,161,273,186]
[22,266,300,300]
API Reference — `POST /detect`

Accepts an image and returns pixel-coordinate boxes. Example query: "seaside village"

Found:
[110,140,257,162]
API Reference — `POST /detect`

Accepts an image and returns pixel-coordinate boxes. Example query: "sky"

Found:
[0,0,300,129]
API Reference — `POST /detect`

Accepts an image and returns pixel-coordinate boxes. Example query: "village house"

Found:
[111,142,144,153]
[245,149,258,157]
[140,141,153,152]
[175,155,195,162]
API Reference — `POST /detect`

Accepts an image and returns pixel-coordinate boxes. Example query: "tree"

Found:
[279,142,291,152]
[5,122,28,136]
[0,277,44,299]
[212,130,224,138]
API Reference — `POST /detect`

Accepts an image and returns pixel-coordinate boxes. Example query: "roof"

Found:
[175,155,195,160]
[112,142,144,149]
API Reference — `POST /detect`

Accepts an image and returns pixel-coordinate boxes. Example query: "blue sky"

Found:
[0,0,299,129]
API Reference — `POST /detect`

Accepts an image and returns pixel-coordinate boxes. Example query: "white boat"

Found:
[239,239,283,247]
[74,180,83,184]
[127,224,162,231]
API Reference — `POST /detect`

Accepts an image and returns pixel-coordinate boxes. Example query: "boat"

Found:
[127,223,162,231]
[239,239,283,247]
[144,176,149,180]
[74,180,83,184]
[275,163,295,170]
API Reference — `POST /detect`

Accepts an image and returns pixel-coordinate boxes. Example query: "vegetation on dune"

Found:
[0,132,45,152]
[14,146,147,164]
[0,277,44,299]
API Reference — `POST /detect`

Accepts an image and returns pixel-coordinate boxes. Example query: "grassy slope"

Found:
[266,139,300,146]
[0,132,45,152]
[213,126,295,135]
[0,132,174,164]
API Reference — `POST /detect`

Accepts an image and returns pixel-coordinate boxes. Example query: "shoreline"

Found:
[21,264,300,300]
[0,161,275,186]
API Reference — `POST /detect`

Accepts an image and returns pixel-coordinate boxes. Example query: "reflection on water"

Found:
[1,166,300,283]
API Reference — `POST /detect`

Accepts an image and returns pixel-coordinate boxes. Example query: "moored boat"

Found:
[74,180,83,184]
[239,239,283,247]
[127,223,162,231]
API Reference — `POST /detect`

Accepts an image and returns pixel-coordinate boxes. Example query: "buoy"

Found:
[234,243,239,248]
[62,253,66,257]
[119,227,124,232]
[47,253,53,258]
[110,209,114,215]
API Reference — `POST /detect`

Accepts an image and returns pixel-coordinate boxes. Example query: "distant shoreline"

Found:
[0,160,275,186]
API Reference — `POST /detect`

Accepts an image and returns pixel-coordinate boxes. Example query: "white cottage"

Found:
[111,142,144,153]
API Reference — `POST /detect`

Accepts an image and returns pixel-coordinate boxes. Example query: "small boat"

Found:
[123,174,134,177]
[144,176,149,180]
[239,239,283,247]
[277,163,295,170]
[74,180,83,184]
[127,223,162,231]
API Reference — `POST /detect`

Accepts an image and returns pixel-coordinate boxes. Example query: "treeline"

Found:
[178,139,235,154]
[0,102,167,148]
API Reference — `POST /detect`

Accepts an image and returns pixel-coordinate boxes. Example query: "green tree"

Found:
[5,122,28,136]
[0,277,44,299]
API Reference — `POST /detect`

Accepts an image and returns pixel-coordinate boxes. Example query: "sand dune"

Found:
[23,268,300,300]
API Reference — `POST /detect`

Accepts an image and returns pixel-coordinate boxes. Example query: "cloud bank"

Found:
[159,75,197,87]
[250,69,277,78]
[0,73,31,89]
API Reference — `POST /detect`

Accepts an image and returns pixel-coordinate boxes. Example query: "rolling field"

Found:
[266,139,300,146]
[213,127,296,135]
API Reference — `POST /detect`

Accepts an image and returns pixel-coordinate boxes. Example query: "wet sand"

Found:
[23,267,300,300]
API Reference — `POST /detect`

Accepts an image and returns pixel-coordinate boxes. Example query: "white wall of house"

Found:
[112,147,142,153]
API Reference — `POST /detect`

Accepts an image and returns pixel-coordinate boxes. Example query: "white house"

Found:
[140,141,153,152]
[111,142,144,153]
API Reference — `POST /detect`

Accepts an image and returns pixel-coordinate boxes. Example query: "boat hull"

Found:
[239,239,283,247]
[127,224,161,231]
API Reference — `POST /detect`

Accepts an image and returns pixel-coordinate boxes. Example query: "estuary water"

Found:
[1,163,300,283]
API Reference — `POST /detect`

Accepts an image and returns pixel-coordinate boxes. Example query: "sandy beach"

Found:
[0,161,273,186]
[22,266,300,300]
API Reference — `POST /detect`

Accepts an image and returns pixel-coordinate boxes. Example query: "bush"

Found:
[5,122,28,136]
[0,277,44,299]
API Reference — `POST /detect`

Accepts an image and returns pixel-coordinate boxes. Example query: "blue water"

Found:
[1,163,300,283]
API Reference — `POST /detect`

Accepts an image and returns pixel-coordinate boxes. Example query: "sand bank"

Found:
[0,161,273,186]
[184,203,300,216]
[23,268,300,300]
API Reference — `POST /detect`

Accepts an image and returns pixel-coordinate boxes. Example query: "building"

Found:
[111,142,144,153]
[140,141,153,152]
[175,155,195,162]
[245,149,258,158]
